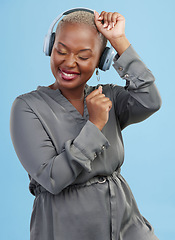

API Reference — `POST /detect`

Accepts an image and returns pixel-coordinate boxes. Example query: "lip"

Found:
[59,68,80,81]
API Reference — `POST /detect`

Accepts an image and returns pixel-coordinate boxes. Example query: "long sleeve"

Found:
[10,97,110,195]
[111,45,162,130]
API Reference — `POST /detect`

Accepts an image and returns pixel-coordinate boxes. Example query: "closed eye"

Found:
[78,56,89,60]
[57,50,67,55]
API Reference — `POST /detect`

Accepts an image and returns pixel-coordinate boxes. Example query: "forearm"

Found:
[110,36,131,56]
[113,44,157,91]
[10,97,110,195]
[111,45,162,129]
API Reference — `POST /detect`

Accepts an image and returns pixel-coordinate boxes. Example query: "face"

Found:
[50,23,102,91]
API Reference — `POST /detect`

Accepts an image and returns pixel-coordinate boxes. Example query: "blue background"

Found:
[1,0,174,239]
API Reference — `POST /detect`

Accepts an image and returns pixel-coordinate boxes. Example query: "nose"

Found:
[65,53,77,68]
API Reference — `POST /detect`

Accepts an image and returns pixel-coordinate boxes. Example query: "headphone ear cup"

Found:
[99,47,110,71]
[99,47,115,71]
[48,32,55,56]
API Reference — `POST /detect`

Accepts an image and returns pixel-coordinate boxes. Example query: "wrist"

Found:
[110,36,130,56]
[89,119,104,131]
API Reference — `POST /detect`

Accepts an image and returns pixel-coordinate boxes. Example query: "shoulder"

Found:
[11,87,45,117]
[12,86,45,107]
[17,87,43,102]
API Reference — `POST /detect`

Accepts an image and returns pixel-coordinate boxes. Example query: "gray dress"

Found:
[10,45,161,240]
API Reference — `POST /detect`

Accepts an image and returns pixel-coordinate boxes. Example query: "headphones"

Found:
[43,7,115,71]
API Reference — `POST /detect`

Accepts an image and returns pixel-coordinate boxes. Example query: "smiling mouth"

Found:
[59,69,80,81]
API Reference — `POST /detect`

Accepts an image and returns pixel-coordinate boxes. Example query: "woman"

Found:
[10,9,161,240]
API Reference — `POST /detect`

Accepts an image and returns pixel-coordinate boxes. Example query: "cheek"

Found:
[50,52,62,73]
[80,57,99,74]
[50,57,55,76]
[51,52,59,66]
[50,57,59,79]
[80,63,96,78]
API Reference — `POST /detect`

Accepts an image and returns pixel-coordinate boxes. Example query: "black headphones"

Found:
[43,7,115,71]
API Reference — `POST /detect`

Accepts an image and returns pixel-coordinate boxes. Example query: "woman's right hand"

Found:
[86,86,112,131]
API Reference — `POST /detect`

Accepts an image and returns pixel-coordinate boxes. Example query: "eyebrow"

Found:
[58,42,92,52]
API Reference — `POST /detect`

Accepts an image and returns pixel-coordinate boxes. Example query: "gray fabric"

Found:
[10,45,161,240]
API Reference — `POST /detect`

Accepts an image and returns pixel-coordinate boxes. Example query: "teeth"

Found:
[62,71,75,77]
[63,72,74,77]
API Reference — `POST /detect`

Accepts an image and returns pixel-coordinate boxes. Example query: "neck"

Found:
[66,95,84,101]
[49,82,85,116]
[49,82,86,101]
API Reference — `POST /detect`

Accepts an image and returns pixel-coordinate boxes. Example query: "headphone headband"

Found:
[47,8,94,35]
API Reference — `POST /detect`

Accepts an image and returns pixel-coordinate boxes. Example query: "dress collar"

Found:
[36,85,90,121]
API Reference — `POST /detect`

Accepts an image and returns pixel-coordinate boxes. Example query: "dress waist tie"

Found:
[32,168,121,240]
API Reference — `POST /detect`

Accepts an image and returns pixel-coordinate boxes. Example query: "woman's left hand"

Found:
[94,10,130,55]
[94,11,125,40]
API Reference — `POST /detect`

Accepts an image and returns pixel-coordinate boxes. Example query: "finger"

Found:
[102,12,109,28]
[107,12,114,30]
[86,87,102,101]
[98,85,102,94]
[96,10,103,21]
[94,10,104,30]
[94,10,100,22]
[92,94,106,101]
[86,89,100,101]
[98,11,105,21]
[91,95,111,107]
[96,11,109,28]
[112,12,124,22]
[87,91,110,104]
[111,12,118,23]
[111,12,123,27]
[105,100,112,111]
[95,96,110,104]
[102,12,114,30]
[110,12,117,29]
[100,100,112,111]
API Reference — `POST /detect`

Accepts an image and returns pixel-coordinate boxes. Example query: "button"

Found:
[124,73,129,78]
[98,177,107,184]
[118,66,123,71]
[101,145,106,151]
[94,153,97,158]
